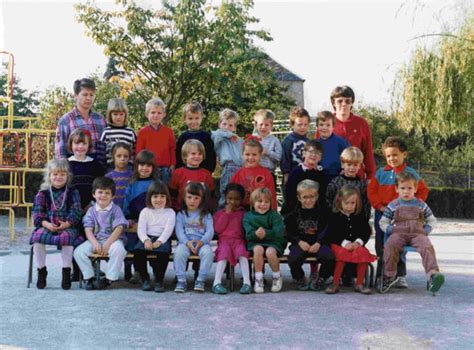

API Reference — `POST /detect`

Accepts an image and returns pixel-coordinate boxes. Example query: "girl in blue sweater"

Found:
[122,150,158,281]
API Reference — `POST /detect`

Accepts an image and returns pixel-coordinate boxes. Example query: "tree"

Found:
[75,0,293,131]
[0,66,39,118]
[392,13,474,139]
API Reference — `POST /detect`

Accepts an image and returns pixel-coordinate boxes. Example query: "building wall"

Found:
[278,81,304,107]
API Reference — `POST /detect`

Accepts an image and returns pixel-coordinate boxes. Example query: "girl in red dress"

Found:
[325,184,376,294]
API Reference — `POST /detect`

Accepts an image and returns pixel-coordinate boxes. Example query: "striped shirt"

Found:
[379,198,436,234]
[55,107,106,159]
[100,125,137,166]
[255,133,282,171]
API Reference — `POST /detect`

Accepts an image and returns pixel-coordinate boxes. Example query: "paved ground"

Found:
[0,218,473,349]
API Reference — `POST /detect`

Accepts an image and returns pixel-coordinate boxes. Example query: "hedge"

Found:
[426,187,474,219]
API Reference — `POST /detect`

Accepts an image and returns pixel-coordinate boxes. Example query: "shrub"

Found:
[426,187,474,219]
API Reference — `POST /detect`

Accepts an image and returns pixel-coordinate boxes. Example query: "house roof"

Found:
[265,55,305,82]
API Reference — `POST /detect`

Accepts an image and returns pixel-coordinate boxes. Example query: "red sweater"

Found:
[136,124,176,167]
[318,113,376,179]
[169,166,215,210]
[230,166,277,210]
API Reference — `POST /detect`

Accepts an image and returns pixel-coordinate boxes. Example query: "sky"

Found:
[0,0,468,114]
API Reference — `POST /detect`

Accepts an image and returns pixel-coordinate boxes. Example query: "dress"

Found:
[30,186,83,246]
[326,211,376,263]
[68,156,105,209]
[213,208,249,265]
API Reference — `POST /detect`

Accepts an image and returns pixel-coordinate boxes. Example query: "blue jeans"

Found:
[173,243,214,282]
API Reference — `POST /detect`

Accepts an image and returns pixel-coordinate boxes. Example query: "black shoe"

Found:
[142,279,153,291]
[154,281,165,293]
[85,278,96,291]
[62,267,72,290]
[124,264,132,281]
[36,267,47,289]
[379,276,399,294]
[94,278,111,290]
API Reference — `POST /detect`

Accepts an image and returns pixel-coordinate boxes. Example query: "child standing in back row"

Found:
[253,109,282,187]
[136,98,176,184]
[281,107,310,185]
[175,102,216,173]
[211,108,243,207]
[100,98,137,169]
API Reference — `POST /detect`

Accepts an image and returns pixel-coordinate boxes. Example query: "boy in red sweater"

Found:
[136,98,176,184]
[368,136,429,288]
[169,139,215,211]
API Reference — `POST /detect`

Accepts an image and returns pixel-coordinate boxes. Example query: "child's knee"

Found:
[265,247,277,258]
[253,245,264,256]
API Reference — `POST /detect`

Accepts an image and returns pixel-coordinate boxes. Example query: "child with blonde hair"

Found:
[175,101,216,173]
[211,108,243,207]
[326,146,370,219]
[243,188,286,293]
[30,159,83,290]
[169,139,215,211]
[325,185,376,295]
[136,98,176,184]
[100,98,137,169]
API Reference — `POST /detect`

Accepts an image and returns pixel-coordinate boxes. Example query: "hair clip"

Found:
[81,129,92,137]
[244,134,261,143]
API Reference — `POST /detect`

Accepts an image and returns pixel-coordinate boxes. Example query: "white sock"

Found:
[213,260,227,286]
[272,271,281,279]
[238,256,251,285]
[255,272,263,281]
[33,243,46,268]
[61,246,74,268]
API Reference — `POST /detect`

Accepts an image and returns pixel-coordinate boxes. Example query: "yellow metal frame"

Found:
[0,51,56,240]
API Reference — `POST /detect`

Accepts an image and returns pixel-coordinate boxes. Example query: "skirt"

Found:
[30,227,78,247]
[215,238,249,265]
[330,244,377,264]
[133,236,171,253]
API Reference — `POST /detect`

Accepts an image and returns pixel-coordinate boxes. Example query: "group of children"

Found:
[30,85,445,295]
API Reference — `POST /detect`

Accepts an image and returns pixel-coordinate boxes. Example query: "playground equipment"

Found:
[0,51,55,240]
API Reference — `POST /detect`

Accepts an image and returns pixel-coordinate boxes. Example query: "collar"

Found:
[185,166,201,171]
[107,124,128,129]
[68,155,94,162]
[291,132,307,139]
[148,124,162,131]
[383,163,407,173]
[72,106,92,118]
[95,202,113,212]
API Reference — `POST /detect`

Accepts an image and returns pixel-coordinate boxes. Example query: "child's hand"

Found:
[224,203,234,213]
[56,220,70,231]
[101,241,112,257]
[92,241,102,255]
[308,242,321,254]
[195,240,204,252]
[187,240,198,255]
[144,239,153,250]
[298,241,311,252]
[256,227,266,239]
[152,240,162,249]
[42,221,57,232]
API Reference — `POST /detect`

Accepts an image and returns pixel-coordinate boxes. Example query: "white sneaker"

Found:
[271,276,283,293]
[254,278,264,293]
[395,276,408,288]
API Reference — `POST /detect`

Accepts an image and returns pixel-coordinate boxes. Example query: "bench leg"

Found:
[230,265,235,292]
[95,259,101,282]
[27,246,34,288]
[365,263,375,288]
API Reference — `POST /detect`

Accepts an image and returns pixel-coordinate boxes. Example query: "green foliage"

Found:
[75,0,293,133]
[35,86,74,130]
[392,13,474,138]
[0,67,39,117]
[426,187,474,219]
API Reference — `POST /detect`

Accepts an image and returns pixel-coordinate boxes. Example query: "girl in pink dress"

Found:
[212,183,251,295]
